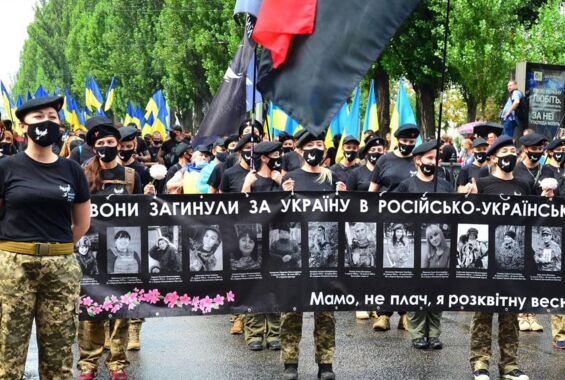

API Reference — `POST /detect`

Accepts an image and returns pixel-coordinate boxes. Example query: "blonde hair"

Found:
[60,135,81,158]
[316,167,333,184]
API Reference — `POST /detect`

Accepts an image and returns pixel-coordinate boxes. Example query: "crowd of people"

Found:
[0,89,564,380]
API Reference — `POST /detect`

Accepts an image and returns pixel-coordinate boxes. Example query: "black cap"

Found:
[172,125,183,132]
[225,135,239,147]
[278,131,294,143]
[518,133,547,147]
[394,123,420,138]
[343,135,360,145]
[16,96,64,121]
[234,133,258,151]
[297,130,326,148]
[547,139,565,151]
[254,141,282,156]
[195,144,212,155]
[294,128,308,141]
[360,135,385,157]
[213,137,227,148]
[119,125,138,142]
[238,119,262,137]
[174,141,193,158]
[472,137,488,148]
[85,116,120,147]
[412,139,439,156]
[486,135,514,156]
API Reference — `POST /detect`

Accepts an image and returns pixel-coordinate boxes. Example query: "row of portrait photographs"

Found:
[74,223,563,276]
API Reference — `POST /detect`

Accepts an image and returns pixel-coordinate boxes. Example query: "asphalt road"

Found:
[24,312,564,379]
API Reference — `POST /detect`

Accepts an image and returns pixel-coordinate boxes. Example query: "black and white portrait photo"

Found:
[188,225,223,272]
[456,224,488,269]
[344,222,377,268]
[308,222,338,268]
[494,226,525,271]
[75,233,99,277]
[229,224,262,271]
[148,226,182,275]
[268,223,302,270]
[531,226,562,272]
[106,227,142,274]
[383,223,415,269]
[421,224,451,269]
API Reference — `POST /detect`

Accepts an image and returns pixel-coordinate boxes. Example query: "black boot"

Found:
[317,363,336,380]
[412,337,429,349]
[283,363,298,380]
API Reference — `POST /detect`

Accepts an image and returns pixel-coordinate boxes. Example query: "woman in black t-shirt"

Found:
[349,136,386,191]
[0,96,91,379]
[279,130,342,380]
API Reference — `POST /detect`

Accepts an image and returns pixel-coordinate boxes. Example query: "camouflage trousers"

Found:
[469,312,519,374]
[280,312,335,364]
[0,250,81,380]
[244,313,280,345]
[407,311,442,339]
[78,319,129,371]
[551,314,565,342]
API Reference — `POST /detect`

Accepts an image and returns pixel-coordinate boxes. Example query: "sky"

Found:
[0,0,37,88]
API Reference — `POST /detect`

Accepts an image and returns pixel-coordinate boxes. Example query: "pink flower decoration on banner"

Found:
[213,295,225,306]
[200,296,213,313]
[102,300,113,311]
[164,291,180,308]
[142,289,161,304]
[226,291,235,302]
[81,296,94,306]
[179,294,191,305]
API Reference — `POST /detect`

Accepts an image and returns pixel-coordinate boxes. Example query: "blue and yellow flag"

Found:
[123,101,135,126]
[85,75,104,111]
[389,78,417,151]
[363,79,379,133]
[34,85,48,98]
[1,81,15,121]
[104,76,116,111]
[145,90,169,139]
[335,86,360,163]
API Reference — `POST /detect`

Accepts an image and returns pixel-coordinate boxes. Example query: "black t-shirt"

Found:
[136,136,148,156]
[282,168,334,191]
[370,152,416,192]
[282,151,303,173]
[0,153,90,243]
[97,165,142,195]
[127,160,151,187]
[225,152,240,170]
[348,165,373,191]
[219,163,248,193]
[70,144,95,165]
[395,175,453,193]
[160,139,180,168]
[252,175,281,192]
[208,162,225,189]
[478,165,491,178]
[513,161,554,194]
[457,164,484,186]
[148,145,160,162]
[476,175,532,196]
[330,163,358,187]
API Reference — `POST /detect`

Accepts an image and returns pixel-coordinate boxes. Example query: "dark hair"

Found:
[391,225,405,246]
[199,226,221,252]
[234,230,258,261]
[114,230,131,240]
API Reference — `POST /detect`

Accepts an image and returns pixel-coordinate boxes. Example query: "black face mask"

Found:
[153,141,162,147]
[282,146,294,154]
[496,154,517,173]
[398,143,415,156]
[0,142,11,155]
[526,152,542,163]
[241,150,252,163]
[553,152,565,166]
[420,163,436,176]
[343,150,358,162]
[474,152,487,164]
[303,148,325,167]
[215,152,228,162]
[27,120,61,147]
[96,146,118,163]
[118,149,135,162]
[267,157,282,171]
[367,152,382,165]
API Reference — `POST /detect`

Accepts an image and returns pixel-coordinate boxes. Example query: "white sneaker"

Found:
[473,369,490,380]
[355,311,370,320]
[501,369,529,380]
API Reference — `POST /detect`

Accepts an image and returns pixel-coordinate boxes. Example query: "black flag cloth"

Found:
[257,0,421,135]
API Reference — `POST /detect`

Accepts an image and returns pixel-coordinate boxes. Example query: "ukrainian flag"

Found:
[1,81,15,121]
[123,101,135,126]
[335,86,361,163]
[104,76,116,111]
[363,79,379,133]
[145,90,169,139]
[389,78,417,151]
[34,85,48,98]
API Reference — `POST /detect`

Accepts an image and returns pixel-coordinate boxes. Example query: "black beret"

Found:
[119,125,138,142]
[360,135,385,157]
[235,133,259,152]
[394,123,420,139]
[85,116,120,147]
[195,144,212,154]
[238,119,262,136]
[174,141,193,158]
[296,130,326,148]
[412,139,439,156]
[486,135,514,156]
[278,131,293,142]
[519,133,547,147]
[172,125,183,132]
[343,135,360,145]
[547,139,565,151]
[472,137,488,148]
[294,128,308,141]
[254,141,282,156]
[213,137,227,148]
[16,96,64,121]
[225,135,239,147]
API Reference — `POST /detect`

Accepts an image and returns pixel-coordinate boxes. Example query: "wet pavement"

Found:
[24,312,565,379]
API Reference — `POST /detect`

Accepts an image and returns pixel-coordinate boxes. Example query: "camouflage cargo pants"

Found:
[78,318,129,371]
[0,250,81,380]
[469,312,519,374]
[551,314,565,342]
[280,312,335,364]
[244,313,281,345]
[407,311,442,339]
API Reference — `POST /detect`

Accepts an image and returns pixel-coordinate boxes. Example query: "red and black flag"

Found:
[256,0,422,134]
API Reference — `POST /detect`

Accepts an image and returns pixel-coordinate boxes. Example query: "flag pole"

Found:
[434,0,451,192]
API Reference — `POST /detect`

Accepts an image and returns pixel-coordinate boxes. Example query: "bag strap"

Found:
[124,167,136,194]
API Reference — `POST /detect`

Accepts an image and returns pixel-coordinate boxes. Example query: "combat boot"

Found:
[128,323,141,350]
[527,314,543,332]
[372,315,390,331]
[398,314,408,330]
[110,370,128,380]
[355,311,370,320]
[317,363,336,380]
[518,313,531,331]
[283,363,298,380]
[77,370,96,380]
[230,315,244,335]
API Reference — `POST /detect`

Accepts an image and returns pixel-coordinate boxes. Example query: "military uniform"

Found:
[245,314,281,346]
[470,313,519,373]
[280,312,335,364]
[551,315,565,343]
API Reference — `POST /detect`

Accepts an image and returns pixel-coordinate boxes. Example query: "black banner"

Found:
[79,192,565,320]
